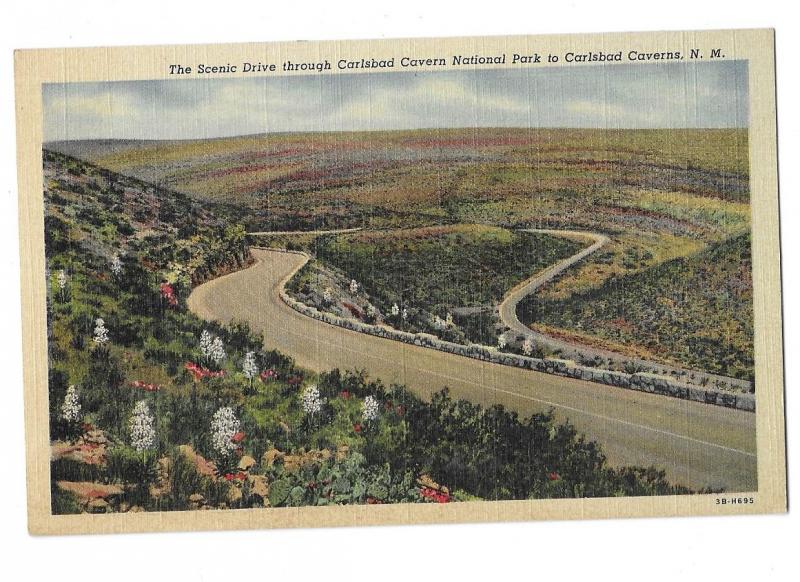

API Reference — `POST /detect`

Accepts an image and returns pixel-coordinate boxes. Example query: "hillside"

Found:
[44,150,693,514]
[46,127,753,382]
[520,233,755,380]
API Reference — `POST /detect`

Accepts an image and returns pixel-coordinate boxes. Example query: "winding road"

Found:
[499,229,752,391]
[188,247,757,492]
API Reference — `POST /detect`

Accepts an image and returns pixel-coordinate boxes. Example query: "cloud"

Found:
[43,60,748,141]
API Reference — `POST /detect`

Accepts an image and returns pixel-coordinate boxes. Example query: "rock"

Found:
[238,455,257,472]
[262,448,285,468]
[188,493,206,510]
[57,481,123,505]
[227,485,243,505]
[128,505,144,513]
[416,474,448,494]
[249,474,270,502]
[86,498,109,513]
[178,445,217,478]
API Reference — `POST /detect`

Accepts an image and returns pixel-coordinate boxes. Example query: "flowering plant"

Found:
[110,254,123,277]
[93,318,110,344]
[60,384,81,423]
[301,384,324,418]
[362,395,380,423]
[184,361,225,382]
[159,281,178,306]
[242,351,258,380]
[130,380,161,392]
[260,368,278,382]
[420,487,451,503]
[211,406,241,458]
[129,400,156,452]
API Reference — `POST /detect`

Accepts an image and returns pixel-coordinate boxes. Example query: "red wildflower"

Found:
[129,380,160,392]
[236,472,247,481]
[339,390,351,399]
[231,431,245,443]
[224,473,235,481]
[353,423,362,434]
[548,472,560,481]
[184,361,225,381]
[420,487,451,503]
[396,405,405,417]
[260,369,278,382]
[159,282,178,306]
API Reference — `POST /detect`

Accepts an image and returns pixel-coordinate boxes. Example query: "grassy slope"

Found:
[520,233,754,380]
[45,152,694,513]
[317,225,581,310]
[48,127,753,377]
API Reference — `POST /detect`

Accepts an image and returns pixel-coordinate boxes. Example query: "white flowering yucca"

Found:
[199,329,213,360]
[129,400,156,452]
[323,287,333,303]
[362,395,380,423]
[366,304,376,317]
[211,407,241,457]
[497,335,507,349]
[57,269,67,290]
[522,337,534,356]
[61,385,81,423]
[242,351,258,379]
[391,303,400,316]
[349,279,359,294]
[93,318,110,344]
[401,307,409,321]
[110,254,123,277]
[210,337,226,365]
[432,315,445,330]
[445,312,454,327]
[301,384,324,417]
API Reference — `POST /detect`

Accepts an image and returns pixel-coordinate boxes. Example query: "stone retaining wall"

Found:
[271,248,755,413]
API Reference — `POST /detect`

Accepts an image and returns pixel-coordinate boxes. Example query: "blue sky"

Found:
[43,60,748,141]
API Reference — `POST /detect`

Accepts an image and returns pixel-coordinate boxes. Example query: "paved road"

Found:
[188,248,757,492]
[499,229,753,391]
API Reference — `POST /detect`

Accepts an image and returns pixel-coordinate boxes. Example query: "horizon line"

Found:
[44,125,749,144]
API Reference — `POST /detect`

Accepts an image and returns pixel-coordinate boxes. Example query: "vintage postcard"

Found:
[15,29,786,535]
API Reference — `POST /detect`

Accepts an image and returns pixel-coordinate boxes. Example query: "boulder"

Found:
[86,498,110,514]
[262,448,285,468]
[178,445,217,477]
[238,455,257,472]
[249,474,270,503]
[56,481,123,506]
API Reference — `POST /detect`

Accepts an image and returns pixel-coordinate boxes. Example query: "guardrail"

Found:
[268,248,755,413]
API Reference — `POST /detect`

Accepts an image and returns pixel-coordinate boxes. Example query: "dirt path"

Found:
[499,229,753,392]
[247,227,363,236]
[188,248,757,492]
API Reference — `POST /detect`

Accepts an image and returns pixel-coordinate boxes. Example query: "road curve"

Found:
[499,228,609,341]
[188,248,757,492]
[500,229,752,391]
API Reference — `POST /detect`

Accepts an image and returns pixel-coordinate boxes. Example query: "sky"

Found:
[43,60,748,142]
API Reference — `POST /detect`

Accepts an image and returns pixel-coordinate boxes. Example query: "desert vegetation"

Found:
[44,150,699,515]
[287,225,581,345]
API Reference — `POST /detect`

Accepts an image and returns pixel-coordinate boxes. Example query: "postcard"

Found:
[14,28,786,535]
